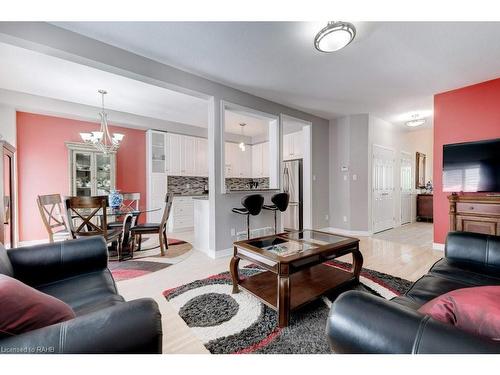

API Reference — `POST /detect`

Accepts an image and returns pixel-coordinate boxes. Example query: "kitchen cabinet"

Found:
[181,136,196,176]
[166,133,182,175]
[168,196,195,232]
[251,142,269,178]
[283,131,304,160]
[66,142,116,197]
[195,138,208,177]
[225,142,252,178]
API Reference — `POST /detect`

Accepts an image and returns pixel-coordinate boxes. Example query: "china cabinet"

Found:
[66,142,116,197]
[0,141,16,248]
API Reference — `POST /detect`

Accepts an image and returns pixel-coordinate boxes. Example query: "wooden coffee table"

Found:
[230,230,362,327]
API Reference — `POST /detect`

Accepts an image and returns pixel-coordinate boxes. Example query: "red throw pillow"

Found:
[418,286,500,340]
[0,274,75,338]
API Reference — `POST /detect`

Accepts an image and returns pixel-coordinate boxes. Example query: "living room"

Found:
[2,2,500,374]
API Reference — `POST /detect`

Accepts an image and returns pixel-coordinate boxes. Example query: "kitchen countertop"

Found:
[192,196,209,200]
[172,193,208,197]
[226,189,280,194]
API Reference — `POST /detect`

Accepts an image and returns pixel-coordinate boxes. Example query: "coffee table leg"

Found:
[352,246,363,282]
[278,275,291,327]
[230,255,241,294]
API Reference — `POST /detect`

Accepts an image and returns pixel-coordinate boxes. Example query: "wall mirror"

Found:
[222,102,279,192]
[415,152,426,189]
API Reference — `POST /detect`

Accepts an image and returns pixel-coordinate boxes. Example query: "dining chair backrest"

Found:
[65,196,110,237]
[160,192,175,227]
[37,194,70,241]
[121,192,141,210]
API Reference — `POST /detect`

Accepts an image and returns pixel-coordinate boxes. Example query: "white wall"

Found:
[330,113,434,233]
[329,115,370,232]
[402,128,433,185]
[0,103,16,146]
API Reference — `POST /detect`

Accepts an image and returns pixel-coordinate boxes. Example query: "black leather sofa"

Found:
[0,237,162,354]
[326,231,500,353]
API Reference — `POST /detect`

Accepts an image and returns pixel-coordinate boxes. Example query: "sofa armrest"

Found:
[7,237,108,287]
[0,298,162,354]
[445,231,500,273]
[326,291,500,354]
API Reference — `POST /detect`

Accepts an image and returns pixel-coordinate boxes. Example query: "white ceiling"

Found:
[52,22,500,129]
[0,42,208,127]
[225,110,270,138]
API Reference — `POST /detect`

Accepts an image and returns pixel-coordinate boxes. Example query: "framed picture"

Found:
[415,152,426,189]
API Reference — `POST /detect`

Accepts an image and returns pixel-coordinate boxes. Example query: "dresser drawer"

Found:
[456,203,500,215]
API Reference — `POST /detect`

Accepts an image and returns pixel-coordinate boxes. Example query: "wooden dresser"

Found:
[416,194,433,222]
[449,194,500,235]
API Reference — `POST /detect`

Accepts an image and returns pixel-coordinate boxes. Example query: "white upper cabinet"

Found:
[195,138,208,177]
[225,142,252,178]
[262,142,269,177]
[148,130,208,178]
[283,130,304,160]
[181,136,196,176]
[252,143,263,178]
[250,142,269,178]
[166,133,182,175]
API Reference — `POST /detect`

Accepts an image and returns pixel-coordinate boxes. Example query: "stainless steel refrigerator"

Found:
[282,159,303,231]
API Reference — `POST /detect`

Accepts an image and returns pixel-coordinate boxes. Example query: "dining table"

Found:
[70,206,161,260]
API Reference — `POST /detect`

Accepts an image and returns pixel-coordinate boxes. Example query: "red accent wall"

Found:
[433,78,500,244]
[17,112,146,242]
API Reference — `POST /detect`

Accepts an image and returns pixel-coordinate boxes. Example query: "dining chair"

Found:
[108,192,141,229]
[37,194,71,243]
[65,196,122,248]
[130,192,174,256]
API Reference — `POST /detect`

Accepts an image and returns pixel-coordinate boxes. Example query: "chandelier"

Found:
[80,90,124,153]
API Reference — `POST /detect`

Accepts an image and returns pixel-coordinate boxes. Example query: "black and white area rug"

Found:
[163,260,412,354]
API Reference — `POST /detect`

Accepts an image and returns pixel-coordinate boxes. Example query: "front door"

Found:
[400,151,413,225]
[372,145,395,233]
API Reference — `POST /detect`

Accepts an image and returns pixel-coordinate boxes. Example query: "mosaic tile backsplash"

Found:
[225,177,269,191]
[167,176,271,194]
[167,176,208,195]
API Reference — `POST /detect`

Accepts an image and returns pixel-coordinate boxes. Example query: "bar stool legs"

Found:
[232,194,265,240]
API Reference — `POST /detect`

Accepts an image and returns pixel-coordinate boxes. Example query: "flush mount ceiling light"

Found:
[406,114,426,127]
[314,21,356,53]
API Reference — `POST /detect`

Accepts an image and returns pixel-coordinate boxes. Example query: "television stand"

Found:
[449,194,500,235]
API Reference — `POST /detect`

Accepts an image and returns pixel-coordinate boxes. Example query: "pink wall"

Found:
[433,77,500,244]
[17,112,146,242]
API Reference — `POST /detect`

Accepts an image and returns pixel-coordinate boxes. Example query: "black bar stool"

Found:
[263,193,290,234]
[232,194,264,240]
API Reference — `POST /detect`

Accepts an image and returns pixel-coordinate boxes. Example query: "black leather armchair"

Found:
[326,232,500,354]
[0,237,162,354]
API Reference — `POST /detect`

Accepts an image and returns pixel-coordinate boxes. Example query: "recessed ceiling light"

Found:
[406,115,426,127]
[314,21,356,53]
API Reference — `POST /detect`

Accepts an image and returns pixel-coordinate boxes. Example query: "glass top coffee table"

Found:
[230,229,362,327]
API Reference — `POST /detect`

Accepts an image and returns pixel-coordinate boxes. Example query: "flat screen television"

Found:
[443,138,500,193]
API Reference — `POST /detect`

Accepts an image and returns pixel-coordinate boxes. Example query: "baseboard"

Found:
[433,242,445,251]
[320,227,373,237]
[203,247,233,259]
